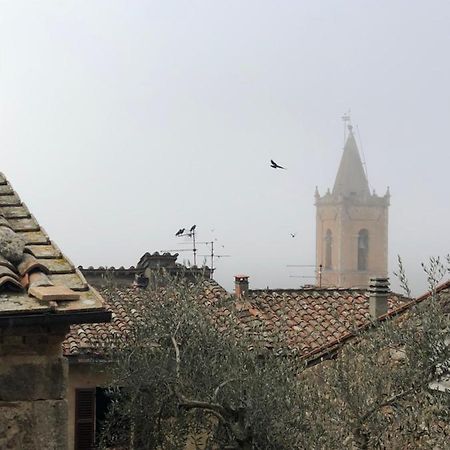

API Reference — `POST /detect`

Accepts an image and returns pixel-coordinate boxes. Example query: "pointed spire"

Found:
[332,125,370,197]
[315,186,320,199]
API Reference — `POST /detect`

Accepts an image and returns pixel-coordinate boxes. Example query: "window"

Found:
[95,388,112,445]
[325,229,332,270]
[75,387,113,450]
[75,388,95,450]
[357,229,369,271]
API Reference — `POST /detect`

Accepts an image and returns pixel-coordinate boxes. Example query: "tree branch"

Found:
[359,386,416,424]
[170,332,236,436]
[171,335,181,382]
[213,378,239,402]
[178,396,228,424]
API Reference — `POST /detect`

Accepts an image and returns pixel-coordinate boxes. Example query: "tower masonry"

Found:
[315,125,390,288]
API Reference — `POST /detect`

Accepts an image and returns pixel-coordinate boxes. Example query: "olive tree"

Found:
[99,277,306,450]
[301,255,450,449]
[99,256,450,449]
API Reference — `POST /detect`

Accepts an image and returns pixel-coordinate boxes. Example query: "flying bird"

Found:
[290,233,297,238]
[175,228,185,236]
[270,159,286,170]
[190,224,196,233]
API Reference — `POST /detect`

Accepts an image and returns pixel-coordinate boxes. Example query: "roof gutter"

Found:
[0,309,111,328]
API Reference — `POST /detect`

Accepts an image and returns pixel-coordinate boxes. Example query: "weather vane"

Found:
[342,109,351,124]
[341,109,352,142]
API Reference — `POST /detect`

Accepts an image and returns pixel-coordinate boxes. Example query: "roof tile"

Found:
[63,280,428,362]
[0,173,106,318]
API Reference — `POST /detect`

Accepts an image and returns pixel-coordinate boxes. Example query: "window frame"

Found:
[357,229,369,271]
[325,229,332,270]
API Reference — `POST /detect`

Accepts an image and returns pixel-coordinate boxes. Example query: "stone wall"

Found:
[0,325,69,450]
[67,360,212,450]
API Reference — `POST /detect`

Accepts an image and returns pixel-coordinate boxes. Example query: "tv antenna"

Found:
[174,225,198,265]
[289,275,317,279]
[287,264,323,287]
[198,240,231,279]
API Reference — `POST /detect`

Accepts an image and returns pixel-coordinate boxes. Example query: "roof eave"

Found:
[0,309,111,328]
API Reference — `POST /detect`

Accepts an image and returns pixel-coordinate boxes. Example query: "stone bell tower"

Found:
[315,125,390,288]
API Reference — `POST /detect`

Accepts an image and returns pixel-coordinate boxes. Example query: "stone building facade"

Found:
[315,126,390,288]
[79,252,212,289]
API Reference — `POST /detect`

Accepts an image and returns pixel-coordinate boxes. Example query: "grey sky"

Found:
[0,1,449,294]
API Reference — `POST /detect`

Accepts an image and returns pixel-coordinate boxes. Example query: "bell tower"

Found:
[315,124,390,288]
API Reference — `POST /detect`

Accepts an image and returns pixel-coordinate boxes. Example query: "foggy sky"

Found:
[0,1,449,295]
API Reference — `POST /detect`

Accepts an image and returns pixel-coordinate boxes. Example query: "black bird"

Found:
[270,159,286,169]
[175,228,185,236]
[190,224,196,233]
[290,233,297,238]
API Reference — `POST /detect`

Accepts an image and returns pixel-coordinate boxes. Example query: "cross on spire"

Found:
[342,110,351,125]
[342,110,352,142]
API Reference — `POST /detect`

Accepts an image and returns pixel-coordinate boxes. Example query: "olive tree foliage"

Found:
[99,256,450,450]
[98,277,307,450]
[301,255,450,449]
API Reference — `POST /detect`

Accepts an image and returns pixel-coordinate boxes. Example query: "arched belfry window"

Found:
[325,229,332,270]
[357,229,369,271]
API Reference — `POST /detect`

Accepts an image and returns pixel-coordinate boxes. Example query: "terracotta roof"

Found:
[0,172,107,320]
[63,280,415,361]
[63,281,225,356]
[415,279,450,303]
[229,287,411,360]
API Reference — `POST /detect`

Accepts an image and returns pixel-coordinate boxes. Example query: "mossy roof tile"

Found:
[0,172,107,320]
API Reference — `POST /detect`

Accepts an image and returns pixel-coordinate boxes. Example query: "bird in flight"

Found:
[290,233,297,238]
[190,224,196,233]
[175,228,185,236]
[270,159,286,169]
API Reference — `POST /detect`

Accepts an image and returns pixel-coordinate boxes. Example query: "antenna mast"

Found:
[174,225,198,266]
[198,240,231,279]
[287,263,324,287]
[192,229,197,266]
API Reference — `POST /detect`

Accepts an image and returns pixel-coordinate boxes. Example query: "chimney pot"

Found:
[369,277,389,320]
[133,273,149,288]
[234,275,249,298]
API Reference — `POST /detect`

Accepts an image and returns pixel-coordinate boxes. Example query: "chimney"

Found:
[133,273,149,288]
[235,275,249,298]
[369,277,389,320]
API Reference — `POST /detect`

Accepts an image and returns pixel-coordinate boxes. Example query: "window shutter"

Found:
[75,388,96,450]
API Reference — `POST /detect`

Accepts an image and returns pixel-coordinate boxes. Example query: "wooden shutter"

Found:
[75,388,96,450]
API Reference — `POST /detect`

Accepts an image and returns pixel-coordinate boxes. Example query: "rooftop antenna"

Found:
[287,263,324,287]
[174,225,198,265]
[198,241,231,279]
[191,226,197,265]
